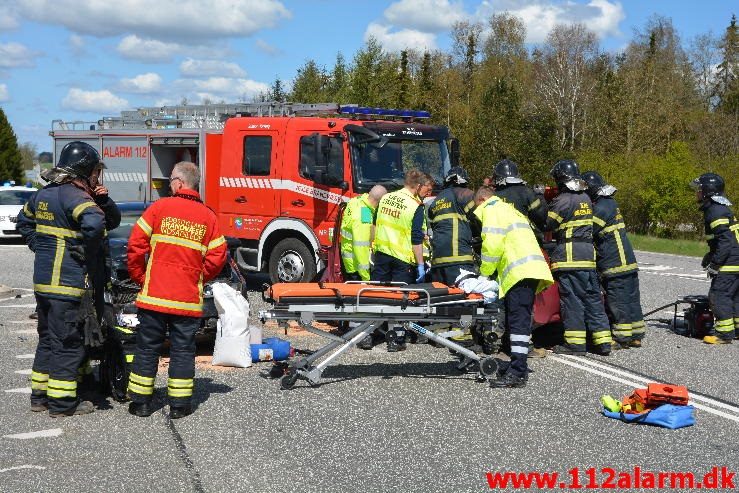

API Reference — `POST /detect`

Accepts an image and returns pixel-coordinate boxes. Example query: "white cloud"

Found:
[0,83,8,102]
[0,41,41,68]
[61,88,129,113]
[475,0,624,43]
[116,35,182,63]
[16,0,291,42]
[69,34,85,51]
[365,22,437,52]
[172,77,270,103]
[255,39,282,56]
[180,58,246,78]
[0,10,19,31]
[118,73,163,94]
[383,0,466,33]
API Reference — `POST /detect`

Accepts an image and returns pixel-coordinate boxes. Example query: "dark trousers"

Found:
[556,271,612,351]
[603,272,645,343]
[32,295,86,413]
[431,263,476,286]
[505,280,537,377]
[371,251,415,284]
[129,309,199,406]
[709,273,739,340]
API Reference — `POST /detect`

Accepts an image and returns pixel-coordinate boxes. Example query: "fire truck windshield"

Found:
[350,138,450,193]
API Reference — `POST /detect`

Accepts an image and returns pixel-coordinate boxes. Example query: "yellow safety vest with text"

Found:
[340,194,375,281]
[374,188,421,265]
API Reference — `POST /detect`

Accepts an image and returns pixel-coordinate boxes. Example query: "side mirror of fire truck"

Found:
[450,138,460,168]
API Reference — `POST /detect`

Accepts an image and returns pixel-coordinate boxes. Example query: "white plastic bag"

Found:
[211,283,251,367]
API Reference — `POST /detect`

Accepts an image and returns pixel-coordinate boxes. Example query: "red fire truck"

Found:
[50,103,457,283]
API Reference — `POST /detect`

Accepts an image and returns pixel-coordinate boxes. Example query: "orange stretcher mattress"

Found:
[268,282,481,308]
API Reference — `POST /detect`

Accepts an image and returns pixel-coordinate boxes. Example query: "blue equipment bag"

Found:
[603,404,695,429]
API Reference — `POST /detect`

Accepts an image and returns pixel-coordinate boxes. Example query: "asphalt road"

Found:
[1,240,738,493]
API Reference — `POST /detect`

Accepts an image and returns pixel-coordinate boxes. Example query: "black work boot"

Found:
[553,344,585,355]
[386,329,407,352]
[491,371,527,389]
[590,343,612,356]
[357,335,374,350]
[30,400,48,412]
[128,401,155,417]
[169,404,193,419]
[50,400,95,418]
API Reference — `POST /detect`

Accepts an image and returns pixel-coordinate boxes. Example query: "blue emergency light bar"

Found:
[338,106,430,119]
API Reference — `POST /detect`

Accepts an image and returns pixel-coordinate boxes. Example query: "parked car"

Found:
[0,184,36,238]
[105,202,244,336]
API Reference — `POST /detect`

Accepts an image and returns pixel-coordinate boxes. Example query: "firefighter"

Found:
[127,162,227,418]
[427,166,478,285]
[340,185,387,281]
[546,160,612,356]
[582,171,645,349]
[17,141,107,417]
[372,169,434,351]
[474,186,554,387]
[691,173,739,344]
[491,159,548,235]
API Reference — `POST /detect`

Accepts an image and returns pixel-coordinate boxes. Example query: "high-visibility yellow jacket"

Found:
[475,196,554,297]
[374,188,421,265]
[340,193,376,281]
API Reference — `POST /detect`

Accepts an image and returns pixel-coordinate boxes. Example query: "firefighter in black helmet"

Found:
[546,159,612,355]
[491,159,547,236]
[582,171,645,349]
[16,141,113,416]
[691,172,739,344]
[427,166,478,285]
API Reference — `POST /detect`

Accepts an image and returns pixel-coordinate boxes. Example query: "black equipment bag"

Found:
[98,304,138,402]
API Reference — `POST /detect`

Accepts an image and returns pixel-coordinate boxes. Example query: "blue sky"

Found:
[0,0,735,152]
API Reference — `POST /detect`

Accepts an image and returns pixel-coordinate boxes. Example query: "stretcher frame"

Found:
[260,283,502,389]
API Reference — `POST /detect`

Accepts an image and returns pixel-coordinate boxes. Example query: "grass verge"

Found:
[628,233,707,258]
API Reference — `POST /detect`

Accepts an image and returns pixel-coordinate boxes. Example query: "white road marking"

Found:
[3,429,63,439]
[14,329,37,334]
[16,354,34,359]
[0,245,27,248]
[640,265,673,271]
[641,270,710,283]
[0,465,46,473]
[4,387,31,394]
[14,369,32,375]
[550,354,739,424]
[8,320,35,323]
[0,304,37,308]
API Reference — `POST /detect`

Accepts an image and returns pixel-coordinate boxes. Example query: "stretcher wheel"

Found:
[479,357,498,377]
[281,372,299,390]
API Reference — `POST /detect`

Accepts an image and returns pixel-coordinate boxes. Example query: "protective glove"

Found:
[701,252,711,268]
[415,264,426,283]
[69,245,86,263]
[705,263,719,278]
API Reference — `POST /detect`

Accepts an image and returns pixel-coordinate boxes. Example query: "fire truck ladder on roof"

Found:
[51,102,431,132]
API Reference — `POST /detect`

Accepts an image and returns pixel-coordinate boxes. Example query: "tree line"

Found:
[278,14,739,238]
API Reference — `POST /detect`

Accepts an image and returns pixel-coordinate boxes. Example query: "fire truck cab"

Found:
[50,103,455,283]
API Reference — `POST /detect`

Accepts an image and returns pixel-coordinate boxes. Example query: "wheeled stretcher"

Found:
[260,282,505,389]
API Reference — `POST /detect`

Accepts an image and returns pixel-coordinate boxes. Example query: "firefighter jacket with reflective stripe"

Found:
[17,182,105,300]
[591,196,638,277]
[340,193,376,281]
[545,191,596,272]
[374,188,423,266]
[493,184,548,232]
[428,186,477,267]
[702,200,739,273]
[474,196,554,297]
[127,189,227,317]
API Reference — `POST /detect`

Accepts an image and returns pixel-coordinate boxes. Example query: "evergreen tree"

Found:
[397,50,410,108]
[350,37,384,105]
[716,14,739,113]
[328,52,349,102]
[270,77,286,102]
[290,60,327,103]
[0,108,24,183]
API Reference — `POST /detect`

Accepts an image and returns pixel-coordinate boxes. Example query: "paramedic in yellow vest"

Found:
[372,169,435,351]
[474,186,554,388]
[340,185,387,281]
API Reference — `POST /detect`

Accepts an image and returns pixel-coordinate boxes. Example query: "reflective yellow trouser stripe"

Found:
[564,330,586,345]
[128,372,155,396]
[612,323,632,335]
[47,378,77,399]
[631,321,646,334]
[168,378,194,398]
[31,371,49,391]
[715,319,734,333]
[734,317,739,328]
[592,330,613,345]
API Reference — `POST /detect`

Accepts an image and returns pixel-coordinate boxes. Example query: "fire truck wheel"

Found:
[269,238,316,283]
